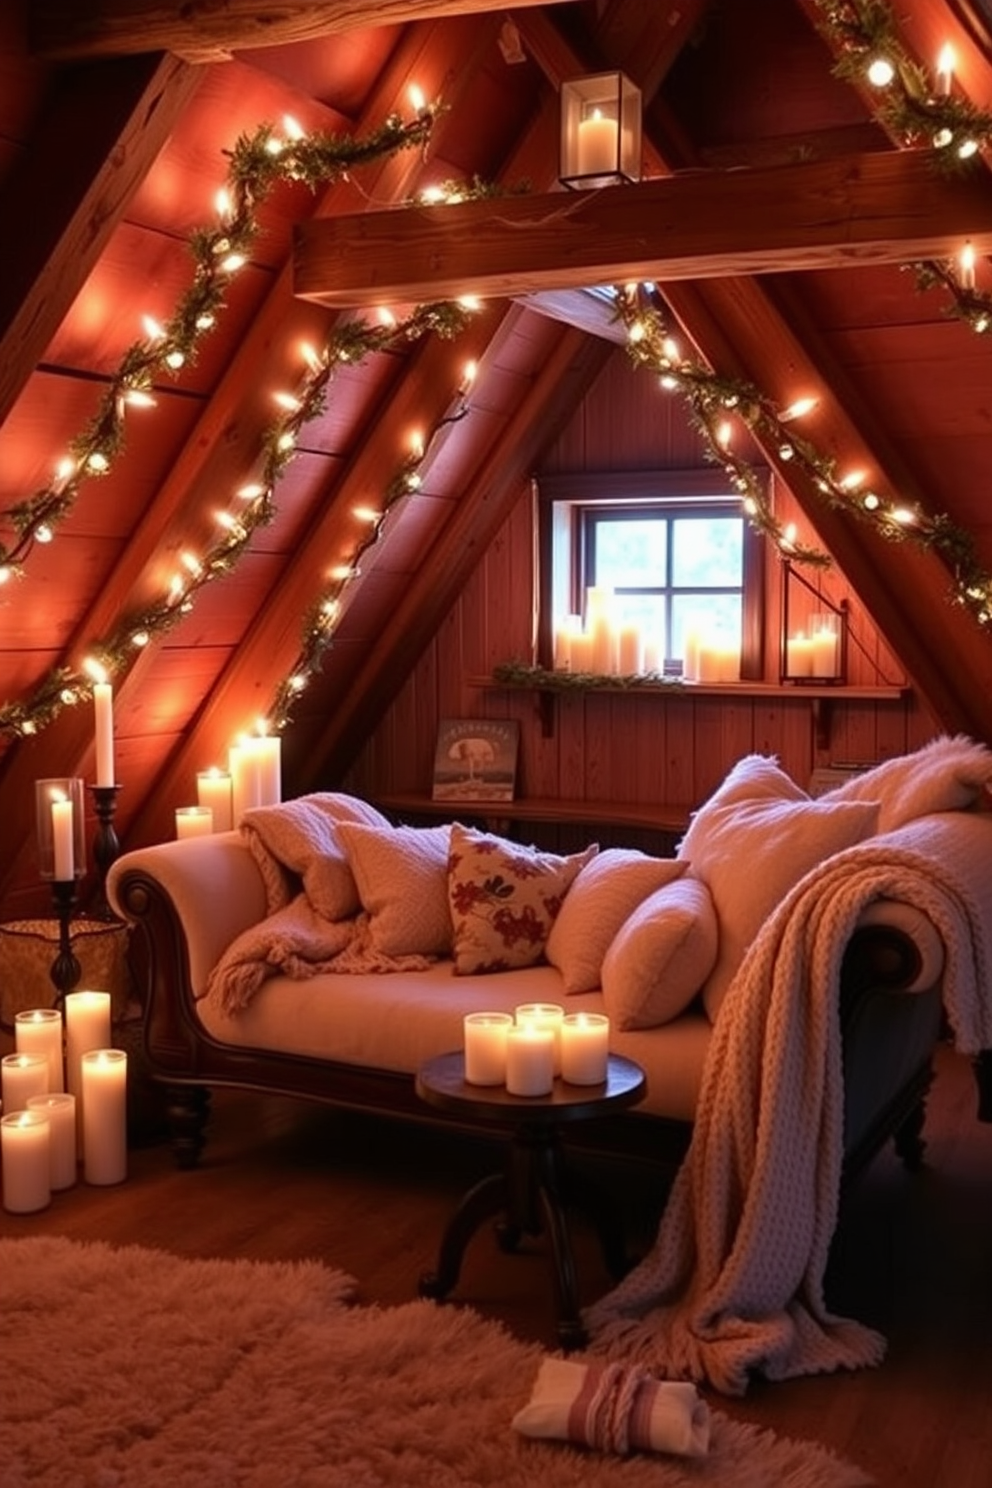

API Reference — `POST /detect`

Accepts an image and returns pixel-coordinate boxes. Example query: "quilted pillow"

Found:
[242,792,391,919]
[335,821,453,957]
[545,848,687,994]
[678,755,880,1021]
[601,877,718,1029]
[819,733,992,832]
[448,823,597,976]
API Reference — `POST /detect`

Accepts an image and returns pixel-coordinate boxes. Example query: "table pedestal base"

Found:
[418,1121,630,1350]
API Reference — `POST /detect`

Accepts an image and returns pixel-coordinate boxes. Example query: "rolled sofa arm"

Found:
[107,832,268,998]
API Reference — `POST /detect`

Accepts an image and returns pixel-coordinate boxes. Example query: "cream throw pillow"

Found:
[448,823,596,975]
[819,733,992,832]
[678,755,880,1021]
[242,792,391,919]
[545,848,687,994]
[601,877,719,1029]
[335,821,452,957]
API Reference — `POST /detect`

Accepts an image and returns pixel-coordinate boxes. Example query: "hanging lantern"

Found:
[559,72,642,189]
[780,561,848,684]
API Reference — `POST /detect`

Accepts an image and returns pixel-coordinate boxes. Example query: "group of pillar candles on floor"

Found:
[553,586,742,684]
[174,729,283,838]
[0,992,126,1214]
[464,1004,610,1095]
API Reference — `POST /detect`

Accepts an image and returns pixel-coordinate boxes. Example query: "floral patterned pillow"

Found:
[447,823,597,976]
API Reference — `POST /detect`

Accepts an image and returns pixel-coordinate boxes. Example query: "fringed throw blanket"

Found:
[586,812,992,1396]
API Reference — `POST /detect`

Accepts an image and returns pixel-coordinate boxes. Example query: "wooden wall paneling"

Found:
[660,695,695,807]
[0,51,202,428]
[554,691,587,801]
[631,689,668,809]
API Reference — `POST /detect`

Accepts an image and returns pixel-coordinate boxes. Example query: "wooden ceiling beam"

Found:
[295,321,615,788]
[0,51,201,428]
[27,0,573,63]
[293,150,992,307]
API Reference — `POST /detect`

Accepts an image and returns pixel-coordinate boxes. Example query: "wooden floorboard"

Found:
[1,1040,990,1485]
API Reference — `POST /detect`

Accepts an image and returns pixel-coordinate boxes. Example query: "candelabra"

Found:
[89,783,122,920]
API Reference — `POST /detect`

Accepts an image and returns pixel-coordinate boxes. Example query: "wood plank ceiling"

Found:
[1,0,991,920]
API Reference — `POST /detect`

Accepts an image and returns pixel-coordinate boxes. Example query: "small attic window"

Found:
[536,469,765,678]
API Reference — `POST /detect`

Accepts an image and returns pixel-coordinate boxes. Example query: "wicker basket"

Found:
[0,918,132,1028]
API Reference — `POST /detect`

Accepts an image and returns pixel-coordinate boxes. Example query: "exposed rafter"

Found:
[293,152,992,307]
[27,0,573,63]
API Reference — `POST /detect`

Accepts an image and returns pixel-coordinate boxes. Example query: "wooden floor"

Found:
[2,1040,990,1487]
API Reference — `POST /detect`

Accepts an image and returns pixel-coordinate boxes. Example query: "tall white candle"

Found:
[15,1008,64,1092]
[175,805,214,839]
[1,1110,51,1213]
[1,1052,50,1113]
[514,1003,565,1077]
[65,990,112,1145]
[27,1092,77,1190]
[505,1026,554,1097]
[463,1012,513,1086]
[52,794,74,880]
[561,1012,610,1085]
[254,733,282,807]
[197,768,233,832]
[81,1049,127,1186]
[93,680,115,787]
[229,739,262,825]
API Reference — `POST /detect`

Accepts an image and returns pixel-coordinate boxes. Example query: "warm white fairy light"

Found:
[781,396,818,421]
[215,187,233,220]
[86,451,109,473]
[353,505,380,523]
[461,359,477,388]
[409,431,425,459]
[35,525,53,543]
[165,349,185,370]
[867,56,895,86]
[838,469,866,491]
[237,482,265,501]
[457,295,481,311]
[862,492,881,511]
[958,137,980,159]
[892,506,916,525]
[717,420,733,449]
[274,390,301,412]
[283,115,305,141]
[301,342,324,373]
[142,315,166,342]
[180,551,202,577]
[124,388,156,408]
[277,431,295,452]
[218,250,247,274]
[377,307,397,328]
[408,84,426,114]
[959,242,976,290]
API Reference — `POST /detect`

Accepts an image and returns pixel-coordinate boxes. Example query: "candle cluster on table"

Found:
[0,989,128,1213]
[463,1004,610,1095]
[174,725,282,838]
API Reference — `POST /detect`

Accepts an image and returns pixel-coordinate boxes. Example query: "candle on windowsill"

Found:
[463,1012,513,1086]
[1,1109,51,1213]
[197,768,233,833]
[175,805,214,840]
[505,1025,555,1098]
[786,632,815,678]
[1,1052,50,1114]
[15,1008,64,1092]
[81,1049,128,1186]
[561,1012,610,1085]
[27,1092,77,1190]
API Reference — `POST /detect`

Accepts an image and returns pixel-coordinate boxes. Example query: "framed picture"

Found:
[431,718,520,804]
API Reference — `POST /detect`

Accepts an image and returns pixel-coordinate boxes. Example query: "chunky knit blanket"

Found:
[586,811,992,1396]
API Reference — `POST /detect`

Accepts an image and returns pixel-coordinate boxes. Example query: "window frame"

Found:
[536,469,766,679]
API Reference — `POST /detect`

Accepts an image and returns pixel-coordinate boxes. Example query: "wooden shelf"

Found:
[471,676,909,748]
[373,792,688,836]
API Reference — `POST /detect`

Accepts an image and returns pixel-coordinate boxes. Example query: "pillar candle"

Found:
[786,633,814,678]
[27,1092,77,1190]
[229,739,262,825]
[569,630,595,673]
[65,990,112,1145]
[1,1052,50,1113]
[175,805,214,839]
[561,1012,610,1085]
[1,1110,51,1213]
[93,680,115,787]
[576,109,618,175]
[81,1049,127,1186]
[254,733,282,807]
[504,1025,554,1098]
[514,1003,565,1076]
[52,794,74,880]
[14,1008,64,1092]
[197,769,233,833]
[463,1012,513,1086]
[617,622,644,675]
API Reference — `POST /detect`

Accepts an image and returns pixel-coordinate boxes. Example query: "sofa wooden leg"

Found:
[165,1084,211,1169]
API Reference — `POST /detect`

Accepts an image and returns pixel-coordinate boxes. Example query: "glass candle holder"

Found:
[35,778,86,881]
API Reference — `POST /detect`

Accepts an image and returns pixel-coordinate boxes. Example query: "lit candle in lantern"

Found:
[463,1012,513,1086]
[14,1008,64,1092]
[576,108,619,175]
[197,768,233,832]
[81,1048,128,1186]
[51,791,74,880]
[1,1109,51,1214]
[27,1092,77,1190]
[93,679,115,787]
[561,1012,610,1085]
[504,1025,554,1097]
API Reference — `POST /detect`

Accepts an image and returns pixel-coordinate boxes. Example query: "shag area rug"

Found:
[0,1237,869,1487]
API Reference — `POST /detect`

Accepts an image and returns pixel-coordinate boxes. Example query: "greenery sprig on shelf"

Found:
[491,661,685,692]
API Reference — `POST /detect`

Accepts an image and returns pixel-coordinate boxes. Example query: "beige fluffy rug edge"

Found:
[0,1236,871,1488]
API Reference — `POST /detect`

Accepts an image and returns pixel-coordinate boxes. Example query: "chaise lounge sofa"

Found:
[107,739,992,1179]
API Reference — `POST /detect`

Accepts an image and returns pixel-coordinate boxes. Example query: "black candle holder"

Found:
[89,783,122,920]
[49,878,81,1010]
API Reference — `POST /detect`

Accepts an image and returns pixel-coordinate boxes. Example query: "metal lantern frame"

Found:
[559,71,642,189]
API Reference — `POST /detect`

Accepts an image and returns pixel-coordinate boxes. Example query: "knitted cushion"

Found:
[336,822,452,957]
[819,733,992,831]
[242,792,391,920]
[601,876,719,1029]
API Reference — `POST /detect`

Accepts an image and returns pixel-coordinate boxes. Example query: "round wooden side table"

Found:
[415,1050,646,1349]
